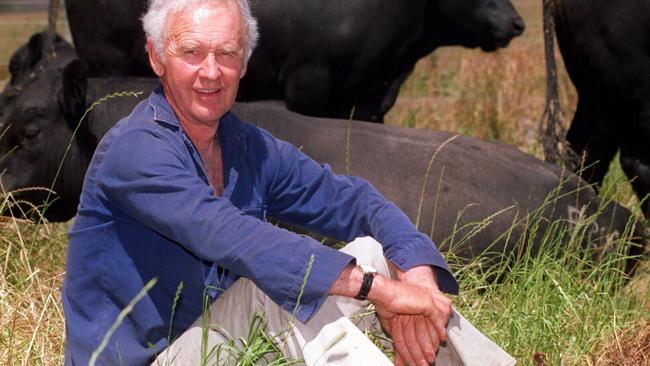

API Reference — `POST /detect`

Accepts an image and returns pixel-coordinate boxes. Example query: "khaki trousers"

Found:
[153,237,516,365]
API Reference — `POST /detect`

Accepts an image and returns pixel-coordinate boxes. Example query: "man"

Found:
[62,0,514,365]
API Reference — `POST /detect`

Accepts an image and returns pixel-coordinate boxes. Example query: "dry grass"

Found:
[587,320,650,366]
[0,218,68,365]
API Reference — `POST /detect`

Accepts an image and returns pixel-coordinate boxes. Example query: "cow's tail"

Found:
[46,0,61,62]
[540,0,577,169]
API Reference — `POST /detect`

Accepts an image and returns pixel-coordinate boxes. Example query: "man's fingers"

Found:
[425,320,440,350]
[403,316,429,366]
[416,317,437,364]
[391,318,418,366]
[432,292,453,318]
[427,314,448,343]
[430,293,452,342]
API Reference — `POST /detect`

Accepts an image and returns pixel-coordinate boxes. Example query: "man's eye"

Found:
[217,51,241,64]
[181,49,205,64]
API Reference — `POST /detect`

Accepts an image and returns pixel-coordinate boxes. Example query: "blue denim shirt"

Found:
[62,87,458,365]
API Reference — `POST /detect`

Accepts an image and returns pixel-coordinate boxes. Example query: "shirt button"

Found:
[398,259,406,265]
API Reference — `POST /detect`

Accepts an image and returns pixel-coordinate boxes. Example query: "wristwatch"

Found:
[354,264,377,301]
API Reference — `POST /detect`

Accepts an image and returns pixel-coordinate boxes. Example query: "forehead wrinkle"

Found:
[170,31,241,52]
[165,4,244,54]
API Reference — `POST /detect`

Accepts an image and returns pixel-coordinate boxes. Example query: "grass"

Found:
[0,212,68,364]
[1,0,649,364]
[449,192,648,365]
[198,311,296,366]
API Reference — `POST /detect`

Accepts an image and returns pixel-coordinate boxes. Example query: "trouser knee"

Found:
[339,237,390,278]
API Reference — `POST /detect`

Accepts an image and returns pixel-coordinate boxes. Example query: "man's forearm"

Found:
[328,262,445,305]
[328,263,392,304]
[328,263,446,317]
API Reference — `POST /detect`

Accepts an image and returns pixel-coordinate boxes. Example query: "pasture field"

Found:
[1,0,649,365]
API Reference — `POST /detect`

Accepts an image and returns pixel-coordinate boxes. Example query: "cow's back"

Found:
[233,102,635,260]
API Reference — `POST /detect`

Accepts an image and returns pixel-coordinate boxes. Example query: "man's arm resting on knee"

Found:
[329,264,450,318]
[330,264,452,366]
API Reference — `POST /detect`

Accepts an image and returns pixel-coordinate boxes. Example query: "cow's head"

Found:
[1,32,77,118]
[0,59,89,222]
[430,0,525,51]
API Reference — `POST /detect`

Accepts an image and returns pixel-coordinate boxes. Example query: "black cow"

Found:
[0,59,641,272]
[0,31,77,115]
[65,0,525,122]
[550,0,650,216]
[0,59,155,222]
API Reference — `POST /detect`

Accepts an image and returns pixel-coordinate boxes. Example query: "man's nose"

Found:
[198,53,222,80]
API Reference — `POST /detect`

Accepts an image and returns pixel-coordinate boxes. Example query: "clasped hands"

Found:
[371,264,452,366]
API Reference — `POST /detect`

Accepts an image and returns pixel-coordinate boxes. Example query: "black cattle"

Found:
[0,59,641,272]
[65,0,525,122]
[0,31,77,115]
[548,0,650,216]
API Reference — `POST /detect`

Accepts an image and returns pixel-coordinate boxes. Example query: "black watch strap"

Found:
[354,265,377,301]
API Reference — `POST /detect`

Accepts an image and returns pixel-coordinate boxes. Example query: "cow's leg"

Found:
[620,104,650,216]
[566,91,621,186]
[344,73,411,123]
[338,67,416,123]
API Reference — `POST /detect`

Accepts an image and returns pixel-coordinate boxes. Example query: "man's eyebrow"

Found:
[173,39,241,53]
[173,39,200,49]
[220,44,243,53]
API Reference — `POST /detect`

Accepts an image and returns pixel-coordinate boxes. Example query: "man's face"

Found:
[148,2,247,129]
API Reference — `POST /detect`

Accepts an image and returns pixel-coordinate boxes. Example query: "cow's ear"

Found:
[59,59,88,126]
[9,32,44,76]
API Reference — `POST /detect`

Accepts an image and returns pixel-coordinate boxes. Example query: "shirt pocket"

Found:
[241,205,268,221]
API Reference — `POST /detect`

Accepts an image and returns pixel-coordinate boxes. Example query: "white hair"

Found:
[142,0,259,63]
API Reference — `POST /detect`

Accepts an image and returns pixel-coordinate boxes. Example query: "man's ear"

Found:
[59,59,88,127]
[147,39,165,77]
[239,62,247,79]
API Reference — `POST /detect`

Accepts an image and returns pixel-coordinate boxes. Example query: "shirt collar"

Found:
[149,86,178,127]
[148,86,249,162]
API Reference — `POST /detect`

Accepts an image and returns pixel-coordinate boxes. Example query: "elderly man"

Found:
[62,0,514,365]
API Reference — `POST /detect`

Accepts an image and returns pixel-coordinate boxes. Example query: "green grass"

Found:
[450,206,646,365]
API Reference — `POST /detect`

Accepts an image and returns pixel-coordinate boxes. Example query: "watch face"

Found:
[359,264,377,274]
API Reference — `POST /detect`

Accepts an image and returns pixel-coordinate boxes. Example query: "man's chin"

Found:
[192,105,232,124]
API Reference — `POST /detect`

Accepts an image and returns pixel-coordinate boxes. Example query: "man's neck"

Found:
[180,119,219,149]
[180,119,224,196]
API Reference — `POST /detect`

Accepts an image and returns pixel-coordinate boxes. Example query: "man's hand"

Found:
[376,264,452,366]
[330,264,452,365]
[391,263,440,292]
[380,315,441,366]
